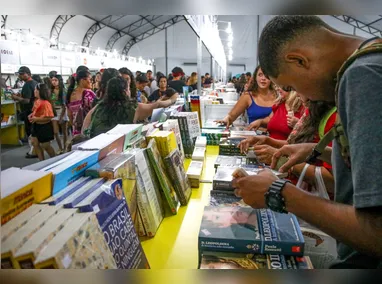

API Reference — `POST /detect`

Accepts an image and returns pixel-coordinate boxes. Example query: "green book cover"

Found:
[164,149,191,206]
[146,139,180,215]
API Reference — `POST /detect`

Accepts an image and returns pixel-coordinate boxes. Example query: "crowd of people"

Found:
[4,15,381,269]
[8,65,214,161]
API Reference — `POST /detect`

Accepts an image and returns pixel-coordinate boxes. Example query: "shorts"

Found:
[52,107,69,122]
[31,122,54,143]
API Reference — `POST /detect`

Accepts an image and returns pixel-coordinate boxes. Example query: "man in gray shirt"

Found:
[232,16,382,268]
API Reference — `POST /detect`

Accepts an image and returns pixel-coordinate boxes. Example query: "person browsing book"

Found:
[246,88,304,138]
[28,83,56,161]
[82,76,175,137]
[215,66,276,127]
[232,16,382,268]
[148,76,179,105]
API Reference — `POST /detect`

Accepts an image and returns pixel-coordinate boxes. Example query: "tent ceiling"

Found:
[333,15,382,37]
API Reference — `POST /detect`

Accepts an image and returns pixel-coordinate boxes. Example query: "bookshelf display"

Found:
[1,100,24,145]
[141,146,219,269]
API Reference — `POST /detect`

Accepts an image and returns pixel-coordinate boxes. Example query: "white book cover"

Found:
[107,124,142,135]
[186,161,203,179]
[78,133,124,150]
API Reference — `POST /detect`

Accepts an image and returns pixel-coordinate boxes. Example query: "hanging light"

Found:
[225,22,232,34]
[228,54,233,61]
[228,34,233,42]
[227,41,233,48]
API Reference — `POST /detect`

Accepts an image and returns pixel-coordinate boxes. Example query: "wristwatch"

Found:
[264,179,290,214]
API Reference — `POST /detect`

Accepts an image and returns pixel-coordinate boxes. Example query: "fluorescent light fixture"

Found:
[229,49,233,56]
[225,22,232,34]
[228,34,233,42]
[228,55,233,61]
[227,41,233,48]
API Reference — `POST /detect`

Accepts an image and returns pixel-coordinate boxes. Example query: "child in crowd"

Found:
[28,83,56,161]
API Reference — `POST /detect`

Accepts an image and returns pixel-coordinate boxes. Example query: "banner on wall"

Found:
[42,49,61,66]
[61,51,76,67]
[0,40,20,65]
[19,45,43,66]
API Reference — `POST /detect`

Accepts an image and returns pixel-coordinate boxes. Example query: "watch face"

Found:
[268,196,280,207]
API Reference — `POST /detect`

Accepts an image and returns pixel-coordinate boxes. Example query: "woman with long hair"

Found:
[28,83,56,160]
[96,68,120,102]
[239,100,336,197]
[92,72,101,92]
[81,76,176,137]
[246,87,304,137]
[216,66,276,127]
[66,70,96,136]
[50,74,68,154]
[119,67,137,99]
[189,72,198,90]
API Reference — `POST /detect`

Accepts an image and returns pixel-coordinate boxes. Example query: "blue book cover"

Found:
[63,178,106,208]
[199,207,304,256]
[258,209,304,256]
[45,177,92,205]
[94,191,150,269]
[199,206,263,254]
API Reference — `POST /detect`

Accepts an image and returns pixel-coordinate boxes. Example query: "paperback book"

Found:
[146,139,180,215]
[164,149,192,206]
[198,207,304,256]
[163,119,185,161]
[199,251,313,269]
[209,190,246,207]
[186,160,203,188]
[135,149,164,237]
[33,212,117,269]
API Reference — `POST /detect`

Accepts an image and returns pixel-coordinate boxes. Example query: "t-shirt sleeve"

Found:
[339,58,382,209]
[166,88,177,97]
[148,90,159,102]
[43,101,54,117]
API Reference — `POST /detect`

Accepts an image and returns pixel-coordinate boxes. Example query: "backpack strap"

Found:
[318,106,337,140]
[307,38,382,167]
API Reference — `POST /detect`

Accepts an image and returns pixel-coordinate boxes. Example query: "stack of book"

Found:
[106,124,143,152]
[214,155,264,171]
[202,129,229,145]
[170,112,201,158]
[1,176,150,269]
[219,138,246,156]
[198,206,310,270]
[186,161,204,188]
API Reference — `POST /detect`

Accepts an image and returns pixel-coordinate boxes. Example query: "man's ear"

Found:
[284,53,310,70]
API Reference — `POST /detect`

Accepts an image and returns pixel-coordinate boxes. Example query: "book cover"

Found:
[213,167,266,191]
[145,139,180,215]
[199,206,263,254]
[95,196,150,269]
[62,178,106,208]
[1,206,59,269]
[164,149,192,206]
[33,212,117,269]
[106,124,143,151]
[14,209,77,268]
[41,176,92,205]
[163,119,185,161]
[41,150,100,195]
[199,207,305,256]
[192,146,206,162]
[135,149,164,236]
[1,168,53,225]
[258,209,305,256]
[84,154,122,178]
[209,190,245,207]
[199,251,313,269]
[137,207,147,237]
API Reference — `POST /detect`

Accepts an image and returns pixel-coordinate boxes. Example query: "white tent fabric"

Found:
[2,15,381,77]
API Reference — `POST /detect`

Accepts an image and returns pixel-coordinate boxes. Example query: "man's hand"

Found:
[238,135,268,153]
[245,119,262,131]
[232,169,278,208]
[271,143,316,172]
[254,145,277,165]
[11,94,20,101]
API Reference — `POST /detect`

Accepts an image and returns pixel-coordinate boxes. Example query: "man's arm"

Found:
[283,184,382,257]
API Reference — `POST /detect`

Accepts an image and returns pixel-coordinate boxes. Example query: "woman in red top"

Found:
[239,100,336,198]
[28,83,56,161]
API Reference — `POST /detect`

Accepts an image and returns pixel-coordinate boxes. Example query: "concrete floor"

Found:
[1,140,64,170]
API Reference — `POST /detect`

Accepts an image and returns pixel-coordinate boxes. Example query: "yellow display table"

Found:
[141,146,219,269]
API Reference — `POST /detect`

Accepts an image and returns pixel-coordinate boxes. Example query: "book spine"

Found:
[137,208,147,237]
[267,254,289,269]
